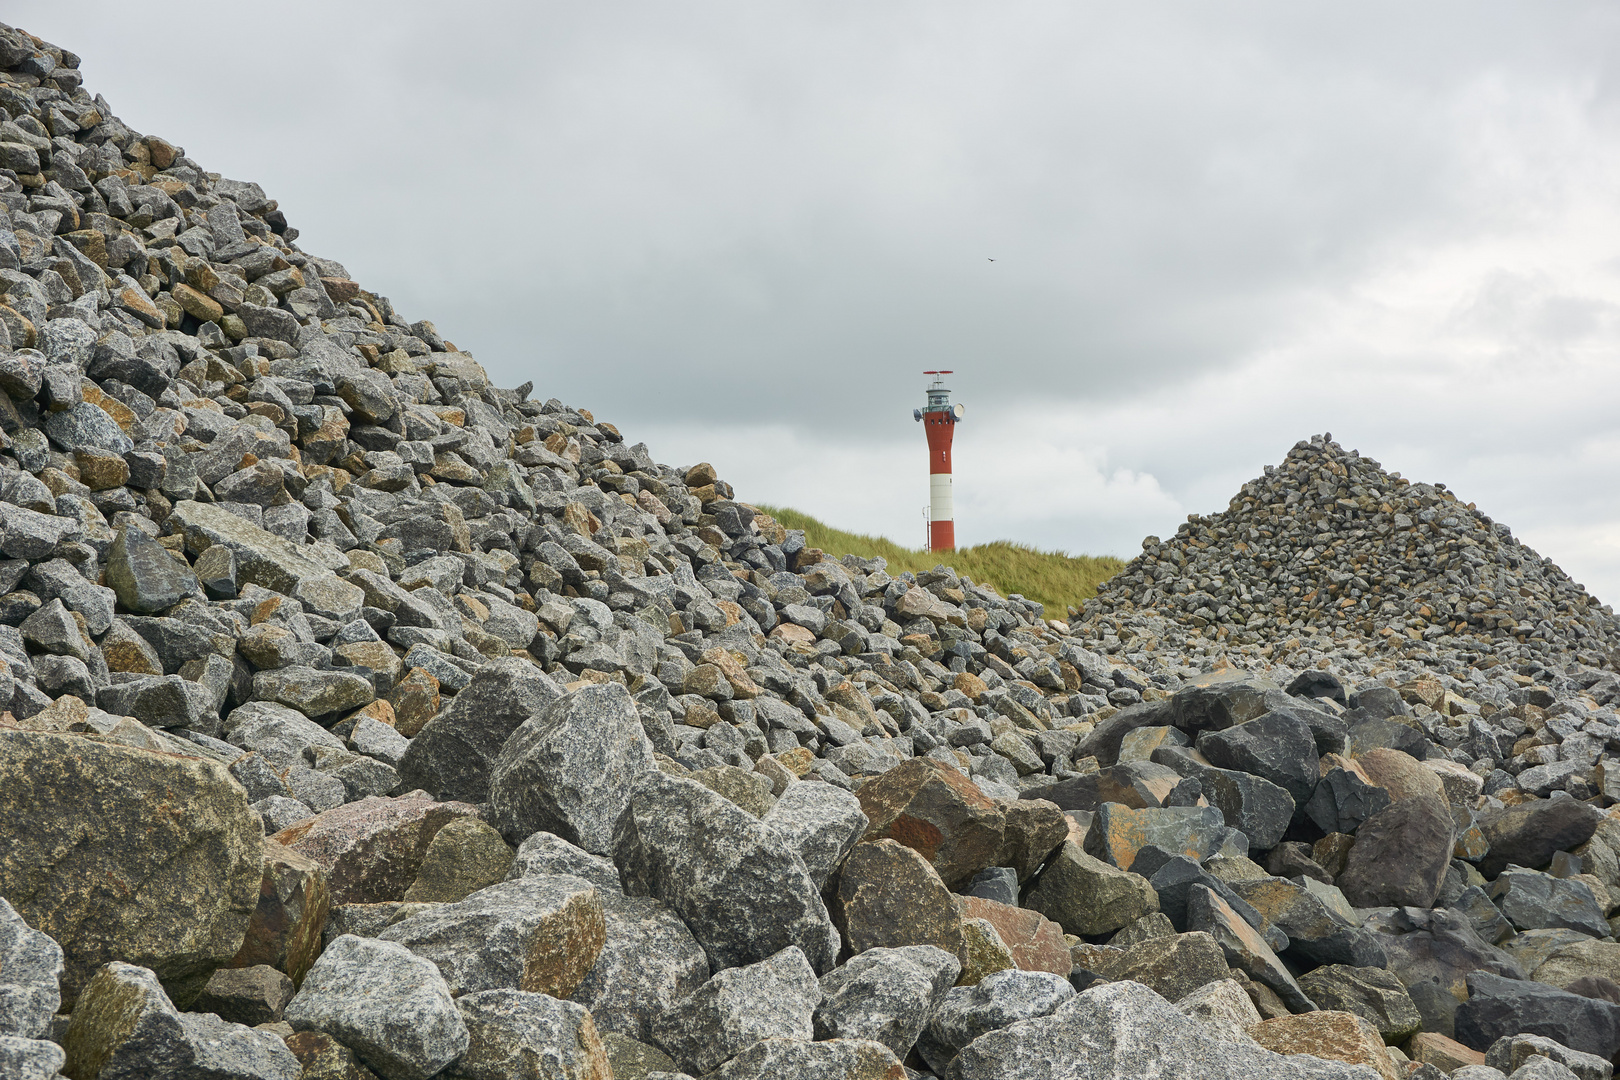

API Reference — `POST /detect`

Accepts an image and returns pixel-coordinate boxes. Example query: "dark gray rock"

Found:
[192,964,296,1027]
[1455,972,1620,1060]
[1338,794,1455,909]
[648,945,822,1075]
[1490,868,1611,938]
[106,527,198,614]
[1478,797,1603,879]
[1195,711,1320,804]
[488,682,655,854]
[1306,763,1394,836]
[0,899,62,1039]
[44,400,133,454]
[284,934,470,1080]
[615,771,840,974]
[1152,745,1296,850]
[396,657,562,804]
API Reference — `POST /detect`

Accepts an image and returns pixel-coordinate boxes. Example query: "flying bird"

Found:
[988,258,995,262]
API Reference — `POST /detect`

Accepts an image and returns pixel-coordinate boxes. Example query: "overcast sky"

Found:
[17,2,1620,602]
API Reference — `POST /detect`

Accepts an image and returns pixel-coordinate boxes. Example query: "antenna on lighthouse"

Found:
[913,371,960,552]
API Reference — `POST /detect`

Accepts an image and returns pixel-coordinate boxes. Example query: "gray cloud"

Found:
[15,1,1620,598]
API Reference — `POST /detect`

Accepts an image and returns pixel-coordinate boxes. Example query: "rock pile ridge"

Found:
[2,20,1620,1080]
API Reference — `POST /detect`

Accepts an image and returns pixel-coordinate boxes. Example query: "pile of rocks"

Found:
[3,20,1620,1080]
[1081,432,1620,672]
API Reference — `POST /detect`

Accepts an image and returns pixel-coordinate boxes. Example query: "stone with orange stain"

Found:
[1405,1031,1486,1072]
[271,792,478,905]
[387,667,440,738]
[953,670,989,702]
[770,622,817,647]
[379,876,605,999]
[958,896,1070,977]
[835,840,964,960]
[1247,1011,1399,1080]
[1082,802,1228,870]
[228,839,330,986]
[856,758,1004,889]
[699,647,762,700]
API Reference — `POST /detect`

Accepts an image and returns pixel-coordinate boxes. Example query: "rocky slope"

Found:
[2,20,1620,1080]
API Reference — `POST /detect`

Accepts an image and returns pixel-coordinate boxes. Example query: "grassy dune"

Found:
[759,506,1126,618]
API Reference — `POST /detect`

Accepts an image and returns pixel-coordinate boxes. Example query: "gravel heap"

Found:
[4,22,1620,1080]
[1082,432,1619,672]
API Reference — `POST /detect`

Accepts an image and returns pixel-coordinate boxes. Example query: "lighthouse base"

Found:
[929,519,955,552]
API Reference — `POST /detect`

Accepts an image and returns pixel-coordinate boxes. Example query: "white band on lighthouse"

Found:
[929,473,953,522]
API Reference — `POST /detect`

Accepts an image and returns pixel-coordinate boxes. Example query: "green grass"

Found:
[758,506,1127,618]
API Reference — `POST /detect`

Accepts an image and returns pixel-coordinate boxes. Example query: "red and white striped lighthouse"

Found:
[913,371,964,552]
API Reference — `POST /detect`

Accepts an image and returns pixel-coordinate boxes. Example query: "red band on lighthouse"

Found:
[915,372,961,552]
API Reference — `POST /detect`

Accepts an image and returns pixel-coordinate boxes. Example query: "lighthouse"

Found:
[913,371,964,552]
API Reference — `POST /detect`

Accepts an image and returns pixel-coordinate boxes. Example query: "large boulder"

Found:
[1337,794,1455,909]
[1082,803,1229,870]
[1093,930,1233,1002]
[402,817,516,904]
[834,839,965,960]
[63,962,299,1080]
[855,758,1005,888]
[1247,1011,1398,1080]
[1196,712,1321,804]
[284,935,470,1080]
[918,968,1076,1075]
[0,731,261,1007]
[228,839,331,987]
[379,876,606,998]
[1454,972,1620,1060]
[615,771,840,973]
[1152,746,1296,851]
[569,889,711,1044]
[105,526,199,614]
[167,499,336,596]
[449,989,612,1080]
[271,792,479,905]
[761,780,869,889]
[488,682,655,854]
[814,945,960,1060]
[1228,876,1388,969]
[1477,797,1603,879]
[648,945,823,1075]
[1298,965,1424,1044]
[395,657,562,804]
[705,1038,906,1080]
[941,980,1380,1080]
[1024,841,1158,936]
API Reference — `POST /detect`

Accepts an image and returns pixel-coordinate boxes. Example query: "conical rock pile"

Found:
[1083,432,1619,670]
[2,21,1620,1080]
